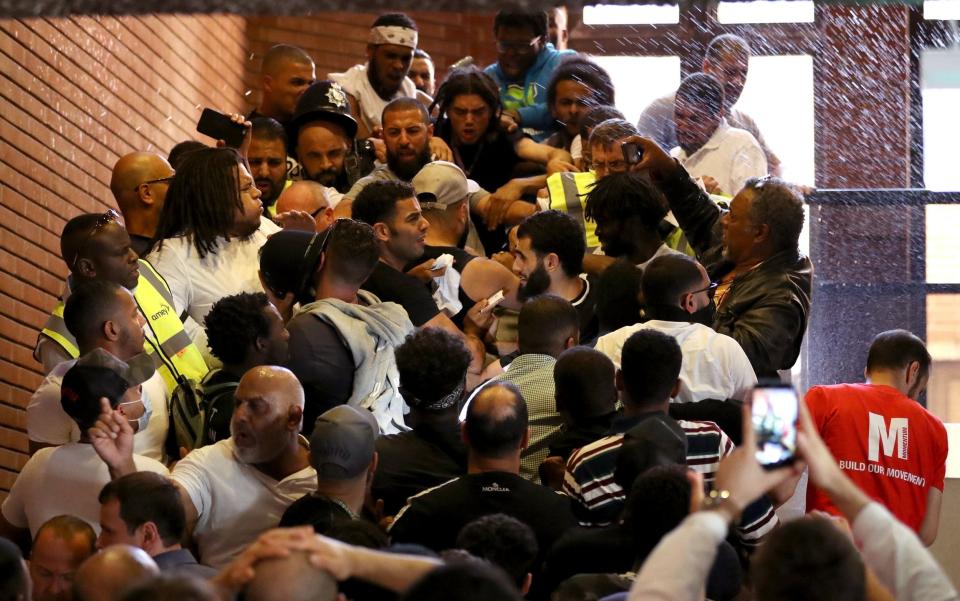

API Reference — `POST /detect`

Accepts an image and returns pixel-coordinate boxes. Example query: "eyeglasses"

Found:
[291,218,346,298]
[310,205,330,219]
[134,175,175,191]
[495,36,542,54]
[589,160,628,173]
[71,209,122,269]
[747,175,775,190]
[690,281,719,299]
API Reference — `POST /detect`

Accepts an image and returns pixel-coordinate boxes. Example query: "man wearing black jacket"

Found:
[624,136,811,379]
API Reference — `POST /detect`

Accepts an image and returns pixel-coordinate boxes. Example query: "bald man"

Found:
[110,153,176,257]
[244,551,339,601]
[29,515,97,601]
[275,181,336,232]
[91,366,317,570]
[72,545,158,601]
[251,44,316,126]
[389,382,577,561]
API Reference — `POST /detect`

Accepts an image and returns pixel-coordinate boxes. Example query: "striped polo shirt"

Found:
[563,411,778,548]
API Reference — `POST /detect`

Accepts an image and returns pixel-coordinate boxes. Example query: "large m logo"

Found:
[868,412,908,462]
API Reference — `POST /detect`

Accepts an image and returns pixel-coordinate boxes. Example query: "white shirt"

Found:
[26,359,170,461]
[147,219,281,327]
[330,64,419,135]
[594,320,757,403]
[171,438,317,569]
[637,243,685,270]
[670,118,767,197]
[628,503,959,601]
[0,443,168,537]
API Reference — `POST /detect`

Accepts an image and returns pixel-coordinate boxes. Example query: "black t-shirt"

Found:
[362,262,439,327]
[286,313,355,436]
[389,471,577,566]
[372,424,468,516]
[572,274,600,345]
[279,493,356,535]
[130,234,153,258]
[450,129,524,193]
[548,412,618,461]
[405,245,478,329]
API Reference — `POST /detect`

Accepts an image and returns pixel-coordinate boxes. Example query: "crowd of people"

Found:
[1,7,953,601]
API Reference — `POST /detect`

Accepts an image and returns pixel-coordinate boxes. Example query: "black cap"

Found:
[290,80,358,147]
[259,229,324,306]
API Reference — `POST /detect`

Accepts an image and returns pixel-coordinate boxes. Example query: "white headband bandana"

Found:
[368,25,418,49]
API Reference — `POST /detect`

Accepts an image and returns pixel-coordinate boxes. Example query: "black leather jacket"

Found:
[658,166,813,379]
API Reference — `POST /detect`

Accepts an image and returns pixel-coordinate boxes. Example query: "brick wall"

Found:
[0,14,248,498]
[244,12,498,113]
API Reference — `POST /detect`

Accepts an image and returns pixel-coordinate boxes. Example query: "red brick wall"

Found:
[0,14,248,498]
[244,12,498,113]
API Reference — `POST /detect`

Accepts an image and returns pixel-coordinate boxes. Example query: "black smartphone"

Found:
[749,383,799,469]
[621,141,642,165]
[196,108,246,148]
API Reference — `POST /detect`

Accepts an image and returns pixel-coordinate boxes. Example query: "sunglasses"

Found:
[72,209,122,269]
[134,175,175,191]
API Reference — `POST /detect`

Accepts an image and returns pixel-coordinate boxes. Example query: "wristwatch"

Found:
[700,489,742,522]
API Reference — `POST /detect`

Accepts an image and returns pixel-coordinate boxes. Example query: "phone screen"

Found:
[750,385,799,468]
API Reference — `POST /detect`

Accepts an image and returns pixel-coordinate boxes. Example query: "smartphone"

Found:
[621,142,642,165]
[749,383,799,469]
[480,290,505,314]
[196,108,246,148]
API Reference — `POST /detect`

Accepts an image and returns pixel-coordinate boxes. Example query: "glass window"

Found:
[924,0,960,19]
[734,55,815,187]
[717,0,815,23]
[921,48,960,191]
[926,294,960,422]
[926,205,960,284]
[586,55,681,125]
[582,4,679,25]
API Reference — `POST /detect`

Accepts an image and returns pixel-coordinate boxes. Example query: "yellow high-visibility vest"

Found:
[38,259,209,392]
[546,171,600,251]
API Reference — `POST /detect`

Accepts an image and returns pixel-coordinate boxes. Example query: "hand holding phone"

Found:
[621,141,643,165]
[479,290,505,314]
[197,108,247,148]
[750,384,799,470]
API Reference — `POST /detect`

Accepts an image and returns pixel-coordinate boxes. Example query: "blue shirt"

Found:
[485,43,576,141]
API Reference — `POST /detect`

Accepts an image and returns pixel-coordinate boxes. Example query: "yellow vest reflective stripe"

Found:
[546,171,600,251]
[39,259,209,391]
[40,305,78,357]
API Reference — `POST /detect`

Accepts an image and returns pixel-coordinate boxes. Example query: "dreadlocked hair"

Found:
[584,171,667,232]
[430,66,503,143]
[153,147,245,259]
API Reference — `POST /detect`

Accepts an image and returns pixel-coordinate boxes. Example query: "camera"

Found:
[345,139,377,186]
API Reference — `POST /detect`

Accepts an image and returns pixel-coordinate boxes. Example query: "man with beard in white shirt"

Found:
[90,365,316,570]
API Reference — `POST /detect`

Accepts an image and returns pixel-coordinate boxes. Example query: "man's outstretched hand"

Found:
[89,397,137,477]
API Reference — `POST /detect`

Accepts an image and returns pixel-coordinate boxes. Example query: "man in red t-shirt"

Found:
[806,329,947,545]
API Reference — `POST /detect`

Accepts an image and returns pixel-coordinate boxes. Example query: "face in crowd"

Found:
[495,24,544,81]
[230,162,265,240]
[248,137,287,206]
[512,236,552,300]
[369,43,415,97]
[409,55,436,96]
[230,368,302,466]
[77,220,142,290]
[297,120,351,189]
[264,59,316,119]
[381,196,429,263]
[448,93,494,146]
[383,107,433,181]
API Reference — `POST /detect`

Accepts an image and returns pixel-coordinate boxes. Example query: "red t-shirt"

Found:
[805,383,948,532]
